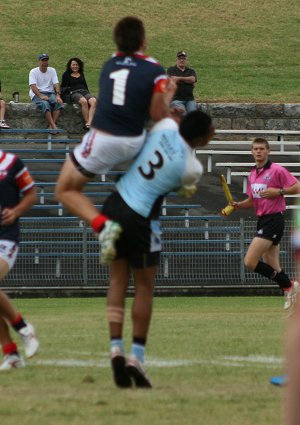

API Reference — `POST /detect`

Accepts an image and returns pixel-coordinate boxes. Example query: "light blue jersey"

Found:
[116,118,203,218]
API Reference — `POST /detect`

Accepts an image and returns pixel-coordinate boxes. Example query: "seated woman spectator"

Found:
[0,91,10,128]
[61,57,96,129]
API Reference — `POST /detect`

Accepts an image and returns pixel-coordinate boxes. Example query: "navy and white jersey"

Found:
[116,118,203,218]
[0,151,35,242]
[92,52,167,136]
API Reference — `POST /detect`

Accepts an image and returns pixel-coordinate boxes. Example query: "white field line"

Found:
[31,355,284,369]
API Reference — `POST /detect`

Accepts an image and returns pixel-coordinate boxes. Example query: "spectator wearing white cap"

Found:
[167,51,197,113]
[29,53,63,130]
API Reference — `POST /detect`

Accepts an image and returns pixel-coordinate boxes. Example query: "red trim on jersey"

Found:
[0,151,18,170]
[153,77,168,94]
[15,168,35,192]
[115,51,161,64]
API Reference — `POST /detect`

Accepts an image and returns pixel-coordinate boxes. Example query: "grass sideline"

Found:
[0,297,287,425]
[1,0,300,103]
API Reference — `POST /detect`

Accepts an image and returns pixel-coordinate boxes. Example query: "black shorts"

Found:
[70,89,95,103]
[256,212,284,245]
[102,192,161,268]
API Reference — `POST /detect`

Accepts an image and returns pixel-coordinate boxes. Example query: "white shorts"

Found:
[73,128,146,175]
[0,240,19,270]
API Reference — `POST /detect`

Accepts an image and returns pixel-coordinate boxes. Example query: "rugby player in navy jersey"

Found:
[100,109,214,388]
[0,151,39,370]
[56,16,176,262]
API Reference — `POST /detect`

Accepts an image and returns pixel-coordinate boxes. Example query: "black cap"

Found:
[177,51,187,58]
[38,53,49,61]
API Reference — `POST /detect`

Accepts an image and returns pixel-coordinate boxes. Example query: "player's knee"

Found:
[244,256,257,271]
[80,98,88,106]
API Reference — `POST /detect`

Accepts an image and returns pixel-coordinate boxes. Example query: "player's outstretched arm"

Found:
[149,78,177,122]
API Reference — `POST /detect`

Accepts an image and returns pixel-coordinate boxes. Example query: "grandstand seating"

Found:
[197,150,300,172]
[0,128,298,290]
[0,128,203,217]
[231,171,300,193]
[2,127,300,215]
[208,140,300,151]
[214,129,300,141]
[216,162,300,183]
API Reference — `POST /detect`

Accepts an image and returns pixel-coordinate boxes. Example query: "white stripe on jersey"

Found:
[145,56,161,64]
[20,181,35,193]
[154,74,168,84]
[15,166,28,179]
[15,166,35,193]
[0,151,16,171]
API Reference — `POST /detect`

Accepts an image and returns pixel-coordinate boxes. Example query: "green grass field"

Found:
[2,0,300,103]
[0,297,287,425]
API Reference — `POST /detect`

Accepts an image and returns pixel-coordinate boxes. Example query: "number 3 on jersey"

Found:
[138,151,164,180]
[110,69,130,106]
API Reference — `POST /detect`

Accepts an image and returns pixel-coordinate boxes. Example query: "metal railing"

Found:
[2,216,296,291]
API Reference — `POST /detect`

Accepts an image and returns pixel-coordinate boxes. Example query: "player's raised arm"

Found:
[149,77,177,122]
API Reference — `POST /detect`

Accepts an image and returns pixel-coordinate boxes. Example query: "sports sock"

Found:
[110,338,125,355]
[273,270,292,290]
[91,214,109,233]
[131,337,146,363]
[254,262,291,290]
[11,313,27,331]
[2,342,18,356]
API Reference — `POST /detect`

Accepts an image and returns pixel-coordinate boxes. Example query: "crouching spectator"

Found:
[29,53,63,130]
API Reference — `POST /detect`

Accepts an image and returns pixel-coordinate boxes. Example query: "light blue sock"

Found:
[131,343,145,363]
[110,338,124,355]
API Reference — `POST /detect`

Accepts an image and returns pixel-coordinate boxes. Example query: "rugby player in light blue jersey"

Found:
[100,109,215,388]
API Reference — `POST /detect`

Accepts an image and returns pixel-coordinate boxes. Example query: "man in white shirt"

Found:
[29,53,63,130]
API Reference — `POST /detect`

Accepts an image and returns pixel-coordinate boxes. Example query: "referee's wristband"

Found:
[279,188,285,196]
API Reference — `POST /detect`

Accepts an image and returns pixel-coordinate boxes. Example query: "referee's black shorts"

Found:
[256,212,284,245]
[102,192,161,268]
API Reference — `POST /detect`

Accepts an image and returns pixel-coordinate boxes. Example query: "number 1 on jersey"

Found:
[110,69,130,106]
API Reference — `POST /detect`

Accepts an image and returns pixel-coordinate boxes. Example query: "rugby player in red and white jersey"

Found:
[233,138,300,309]
[56,16,177,261]
[0,150,39,370]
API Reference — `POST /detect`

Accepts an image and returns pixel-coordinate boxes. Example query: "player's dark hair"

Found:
[113,16,145,54]
[65,57,84,75]
[252,137,270,149]
[179,110,213,145]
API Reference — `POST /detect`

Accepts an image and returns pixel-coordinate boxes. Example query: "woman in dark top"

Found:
[61,57,96,129]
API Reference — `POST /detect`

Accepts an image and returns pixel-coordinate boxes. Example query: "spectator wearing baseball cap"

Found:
[167,51,197,113]
[29,53,63,130]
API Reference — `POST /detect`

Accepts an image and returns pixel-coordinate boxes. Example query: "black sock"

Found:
[254,262,291,290]
[254,261,276,278]
[133,337,146,346]
[12,318,27,332]
[273,270,292,290]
